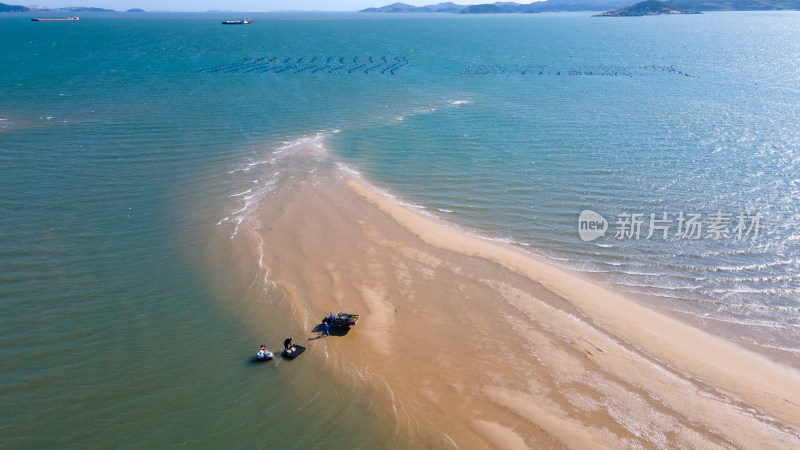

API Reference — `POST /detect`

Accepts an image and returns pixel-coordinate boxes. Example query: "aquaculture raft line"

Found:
[194,56,409,75]
[460,63,696,78]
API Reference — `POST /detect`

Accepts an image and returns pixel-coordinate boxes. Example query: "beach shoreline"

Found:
[218,142,800,446]
[346,178,800,424]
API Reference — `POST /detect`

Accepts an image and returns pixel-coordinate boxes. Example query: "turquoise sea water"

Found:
[2,11,799,446]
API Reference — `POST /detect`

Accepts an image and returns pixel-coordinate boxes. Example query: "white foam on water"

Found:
[701,258,797,272]
[254,232,274,290]
[611,280,706,291]
[335,162,361,177]
[217,132,333,241]
[228,188,253,198]
[675,310,799,330]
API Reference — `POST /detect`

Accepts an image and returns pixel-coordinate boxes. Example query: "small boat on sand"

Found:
[256,344,273,361]
[323,312,359,328]
[282,344,305,359]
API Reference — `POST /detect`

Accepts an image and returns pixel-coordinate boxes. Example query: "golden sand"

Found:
[230,163,800,448]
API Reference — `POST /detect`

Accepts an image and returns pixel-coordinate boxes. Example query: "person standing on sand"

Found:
[323,321,330,336]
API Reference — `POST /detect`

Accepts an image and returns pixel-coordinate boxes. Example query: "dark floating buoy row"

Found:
[461,63,696,78]
[194,56,409,75]
[194,58,694,79]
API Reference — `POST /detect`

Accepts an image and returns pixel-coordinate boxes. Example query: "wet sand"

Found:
[231,152,800,447]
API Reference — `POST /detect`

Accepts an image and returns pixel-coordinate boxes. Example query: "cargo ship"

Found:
[31,17,79,21]
[221,19,254,25]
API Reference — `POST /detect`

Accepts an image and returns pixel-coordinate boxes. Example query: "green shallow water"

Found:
[2,11,800,446]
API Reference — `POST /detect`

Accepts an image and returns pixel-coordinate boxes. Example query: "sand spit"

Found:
[348,180,800,421]
[234,155,800,447]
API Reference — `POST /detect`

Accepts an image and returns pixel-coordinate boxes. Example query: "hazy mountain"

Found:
[669,0,799,9]
[594,0,701,15]
[460,4,507,12]
[56,6,115,12]
[361,2,422,12]
[362,1,636,12]
[361,0,799,12]
[0,3,116,12]
[361,1,486,11]
[0,2,26,11]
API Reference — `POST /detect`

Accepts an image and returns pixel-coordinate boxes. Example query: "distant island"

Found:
[58,6,115,12]
[0,2,116,12]
[595,0,701,15]
[460,3,506,12]
[361,0,800,13]
[0,1,25,11]
[362,1,630,13]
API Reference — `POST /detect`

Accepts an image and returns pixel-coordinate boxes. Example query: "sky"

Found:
[26,1,452,12]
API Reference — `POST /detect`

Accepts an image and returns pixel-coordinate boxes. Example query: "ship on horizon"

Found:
[31,16,79,21]
[221,19,254,25]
